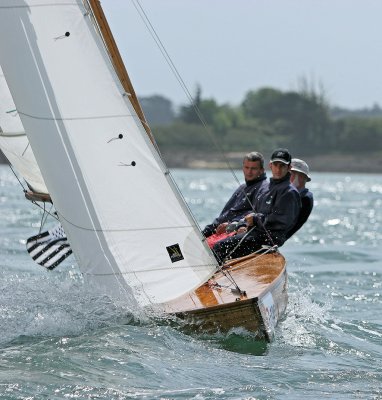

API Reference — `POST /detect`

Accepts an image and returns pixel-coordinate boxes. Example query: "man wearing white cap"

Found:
[286,158,314,239]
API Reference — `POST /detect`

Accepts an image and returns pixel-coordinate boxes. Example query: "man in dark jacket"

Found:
[286,158,314,239]
[202,151,268,238]
[212,148,301,262]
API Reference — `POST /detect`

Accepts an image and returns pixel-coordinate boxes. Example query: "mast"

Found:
[88,0,156,145]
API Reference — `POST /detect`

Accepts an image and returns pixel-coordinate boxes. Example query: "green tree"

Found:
[335,118,382,152]
[178,84,203,124]
[241,88,284,120]
[241,87,332,154]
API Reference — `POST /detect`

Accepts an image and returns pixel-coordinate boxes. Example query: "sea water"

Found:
[0,165,381,399]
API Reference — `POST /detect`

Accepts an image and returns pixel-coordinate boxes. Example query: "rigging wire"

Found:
[8,163,27,192]
[86,0,218,263]
[130,0,271,293]
[130,0,263,226]
[131,0,243,188]
[217,244,278,294]
[223,219,275,263]
[6,162,57,230]
[3,2,271,299]
[86,0,256,254]
[129,0,273,297]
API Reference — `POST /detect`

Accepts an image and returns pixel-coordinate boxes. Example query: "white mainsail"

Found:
[0,0,217,306]
[0,67,48,194]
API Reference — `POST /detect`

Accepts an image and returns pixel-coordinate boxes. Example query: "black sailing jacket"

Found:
[286,187,314,239]
[253,172,301,244]
[202,173,268,237]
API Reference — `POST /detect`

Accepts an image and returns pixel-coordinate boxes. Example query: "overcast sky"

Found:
[102,0,382,110]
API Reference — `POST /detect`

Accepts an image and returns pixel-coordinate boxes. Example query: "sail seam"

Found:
[56,210,198,232]
[57,224,197,232]
[17,110,136,121]
[0,4,78,9]
[83,264,217,276]
[0,132,26,137]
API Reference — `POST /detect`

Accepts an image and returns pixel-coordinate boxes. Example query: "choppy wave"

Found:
[1,167,381,399]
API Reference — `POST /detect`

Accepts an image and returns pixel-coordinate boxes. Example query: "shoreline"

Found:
[1,151,381,174]
[160,151,382,174]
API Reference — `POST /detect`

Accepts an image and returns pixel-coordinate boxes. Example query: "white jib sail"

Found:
[0,67,48,194]
[0,0,218,306]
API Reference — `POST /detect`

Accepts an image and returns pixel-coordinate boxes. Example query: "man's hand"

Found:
[245,213,255,226]
[216,223,228,234]
[244,212,264,227]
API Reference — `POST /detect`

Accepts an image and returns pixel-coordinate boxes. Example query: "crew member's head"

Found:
[242,151,264,182]
[269,148,292,180]
[290,158,311,189]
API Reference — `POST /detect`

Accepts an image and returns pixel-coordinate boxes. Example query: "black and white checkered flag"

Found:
[26,224,72,270]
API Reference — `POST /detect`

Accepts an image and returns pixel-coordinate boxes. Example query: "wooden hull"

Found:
[163,251,288,341]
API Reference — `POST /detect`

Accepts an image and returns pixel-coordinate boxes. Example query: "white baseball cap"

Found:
[291,158,311,181]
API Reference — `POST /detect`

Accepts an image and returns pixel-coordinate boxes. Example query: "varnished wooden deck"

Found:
[163,251,288,339]
[164,252,286,312]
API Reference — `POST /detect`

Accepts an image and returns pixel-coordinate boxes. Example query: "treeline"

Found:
[141,86,382,159]
[1,86,381,168]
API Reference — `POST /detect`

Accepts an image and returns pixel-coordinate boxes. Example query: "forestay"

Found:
[0,0,218,306]
[0,67,48,194]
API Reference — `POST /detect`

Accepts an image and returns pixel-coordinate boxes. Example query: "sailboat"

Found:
[0,0,287,341]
